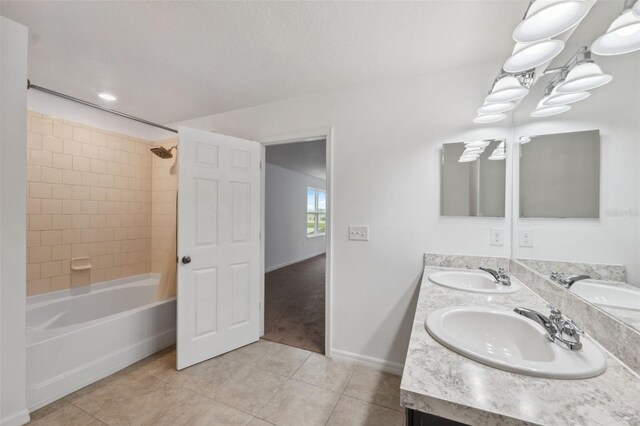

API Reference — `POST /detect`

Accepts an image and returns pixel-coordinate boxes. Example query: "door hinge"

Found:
[259,161,263,170]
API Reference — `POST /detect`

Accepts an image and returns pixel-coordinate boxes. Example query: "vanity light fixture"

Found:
[592,0,640,56]
[465,140,491,149]
[519,136,532,144]
[477,102,516,114]
[556,62,613,92]
[488,141,506,160]
[485,75,530,103]
[503,40,566,73]
[544,91,591,106]
[473,113,507,124]
[513,0,590,43]
[531,104,572,117]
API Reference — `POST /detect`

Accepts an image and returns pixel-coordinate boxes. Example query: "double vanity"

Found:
[400,254,640,426]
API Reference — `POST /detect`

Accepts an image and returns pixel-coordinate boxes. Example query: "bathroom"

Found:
[0,1,639,425]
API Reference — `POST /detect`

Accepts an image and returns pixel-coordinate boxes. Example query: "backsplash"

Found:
[516,258,626,283]
[26,112,153,295]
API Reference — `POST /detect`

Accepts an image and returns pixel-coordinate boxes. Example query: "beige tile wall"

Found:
[26,112,153,295]
[151,138,178,274]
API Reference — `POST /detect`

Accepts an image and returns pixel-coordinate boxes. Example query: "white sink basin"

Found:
[425,306,607,379]
[428,271,520,294]
[570,281,640,312]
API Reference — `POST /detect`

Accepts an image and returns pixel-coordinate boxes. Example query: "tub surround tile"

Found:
[517,258,626,282]
[27,111,154,296]
[510,259,640,375]
[401,263,640,425]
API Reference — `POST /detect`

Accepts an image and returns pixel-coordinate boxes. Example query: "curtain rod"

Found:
[27,80,178,134]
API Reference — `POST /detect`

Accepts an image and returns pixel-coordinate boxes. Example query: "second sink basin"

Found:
[425,306,607,379]
[570,281,640,312]
[428,270,519,294]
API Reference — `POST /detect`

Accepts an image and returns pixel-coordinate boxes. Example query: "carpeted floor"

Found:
[263,254,325,354]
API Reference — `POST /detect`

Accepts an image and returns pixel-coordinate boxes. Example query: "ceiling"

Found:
[266,140,326,180]
[0,1,526,124]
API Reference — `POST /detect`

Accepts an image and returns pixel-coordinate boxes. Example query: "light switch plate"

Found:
[349,226,369,241]
[490,227,504,246]
[519,229,534,247]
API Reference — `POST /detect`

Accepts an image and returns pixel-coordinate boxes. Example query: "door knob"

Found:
[181,256,191,264]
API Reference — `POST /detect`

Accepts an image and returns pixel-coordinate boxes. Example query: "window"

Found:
[307,187,326,237]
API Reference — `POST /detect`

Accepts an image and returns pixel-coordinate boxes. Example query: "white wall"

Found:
[512,51,640,285]
[171,61,511,367]
[265,163,326,272]
[0,16,30,426]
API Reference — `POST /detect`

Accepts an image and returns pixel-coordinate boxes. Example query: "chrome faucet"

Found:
[550,272,591,289]
[479,267,511,286]
[514,305,584,351]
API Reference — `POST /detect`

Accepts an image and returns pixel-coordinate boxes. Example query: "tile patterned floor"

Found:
[28,340,404,426]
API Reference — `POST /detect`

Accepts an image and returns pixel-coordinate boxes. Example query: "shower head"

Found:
[150,145,176,159]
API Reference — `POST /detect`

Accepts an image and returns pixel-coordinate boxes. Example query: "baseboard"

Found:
[265,251,326,273]
[330,349,404,376]
[1,409,30,426]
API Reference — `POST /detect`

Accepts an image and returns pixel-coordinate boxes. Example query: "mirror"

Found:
[512,20,640,332]
[519,130,600,219]
[441,139,506,217]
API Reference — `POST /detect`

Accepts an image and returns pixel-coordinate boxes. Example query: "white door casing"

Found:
[177,126,261,370]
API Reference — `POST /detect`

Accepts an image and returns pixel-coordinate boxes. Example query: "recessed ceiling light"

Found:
[97,92,117,101]
[503,40,565,73]
[591,10,640,56]
[513,0,590,43]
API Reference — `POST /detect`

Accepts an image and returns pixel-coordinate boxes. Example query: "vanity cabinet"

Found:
[406,408,466,425]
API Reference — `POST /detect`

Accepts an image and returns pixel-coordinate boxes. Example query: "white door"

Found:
[177,126,261,370]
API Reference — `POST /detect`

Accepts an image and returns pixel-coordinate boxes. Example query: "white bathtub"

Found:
[26,273,176,411]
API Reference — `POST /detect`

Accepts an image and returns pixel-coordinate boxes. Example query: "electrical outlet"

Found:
[490,227,504,246]
[349,226,369,241]
[519,229,534,247]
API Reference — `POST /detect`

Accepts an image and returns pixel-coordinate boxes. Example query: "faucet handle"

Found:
[562,319,584,335]
[547,304,563,320]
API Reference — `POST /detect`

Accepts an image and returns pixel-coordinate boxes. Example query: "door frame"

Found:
[259,127,334,357]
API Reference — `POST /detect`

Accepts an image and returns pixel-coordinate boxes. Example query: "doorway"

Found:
[261,137,329,354]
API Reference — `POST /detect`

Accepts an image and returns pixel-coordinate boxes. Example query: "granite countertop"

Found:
[400,266,640,426]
